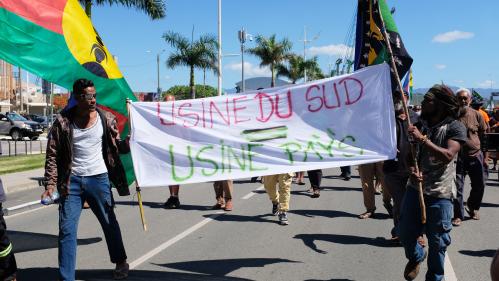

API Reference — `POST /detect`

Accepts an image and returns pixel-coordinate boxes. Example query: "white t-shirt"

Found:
[71,114,108,176]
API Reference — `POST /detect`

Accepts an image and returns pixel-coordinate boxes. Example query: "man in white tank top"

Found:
[42,79,129,281]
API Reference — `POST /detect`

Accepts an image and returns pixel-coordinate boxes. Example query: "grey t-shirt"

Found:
[409,118,467,199]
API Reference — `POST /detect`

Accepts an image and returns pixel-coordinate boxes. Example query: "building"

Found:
[235,77,291,93]
[0,60,15,103]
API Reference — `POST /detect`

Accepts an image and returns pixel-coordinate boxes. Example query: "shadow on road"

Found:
[293,233,394,254]
[321,186,363,192]
[289,209,358,219]
[203,213,277,224]
[115,201,209,211]
[155,258,299,276]
[18,267,254,281]
[480,202,499,208]
[304,279,355,281]
[8,230,101,253]
[459,249,497,257]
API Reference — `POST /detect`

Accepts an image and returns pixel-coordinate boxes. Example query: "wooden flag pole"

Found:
[126,98,148,231]
[377,2,426,224]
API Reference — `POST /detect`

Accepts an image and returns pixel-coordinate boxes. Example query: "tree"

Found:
[163,31,218,99]
[79,0,166,19]
[162,85,217,101]
[247,34,292,87]
[276,54,324,84]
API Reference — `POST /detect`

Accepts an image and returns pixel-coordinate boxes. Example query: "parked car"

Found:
[0,112,43,140]
[31,115,49,131]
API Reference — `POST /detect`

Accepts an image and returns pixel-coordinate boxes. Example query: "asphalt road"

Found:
[6,167,498,281]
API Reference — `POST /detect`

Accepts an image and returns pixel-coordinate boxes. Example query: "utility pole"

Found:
[217,0,222,96]
[18,66,22,112]
[238,28,247,93]
[300,26,319,83]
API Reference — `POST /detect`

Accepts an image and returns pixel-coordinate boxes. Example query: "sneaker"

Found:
[278,212,289,225]
[113,262,129,280]
[164,196,180,209]
[403,251,427,280]
[272,202,279,216]
[343,175,351,181]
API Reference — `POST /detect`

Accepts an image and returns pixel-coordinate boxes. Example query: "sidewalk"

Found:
[0,168,45,194]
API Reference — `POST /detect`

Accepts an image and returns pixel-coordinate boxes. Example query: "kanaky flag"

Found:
[354,0,413,95]
[0,0,137,184]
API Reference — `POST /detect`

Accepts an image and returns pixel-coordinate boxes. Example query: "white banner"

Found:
[130,63,396,187]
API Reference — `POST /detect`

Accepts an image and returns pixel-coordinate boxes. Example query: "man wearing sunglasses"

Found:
[42,78,130,280]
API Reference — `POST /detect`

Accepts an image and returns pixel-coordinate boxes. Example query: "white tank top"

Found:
[71,114,108,176]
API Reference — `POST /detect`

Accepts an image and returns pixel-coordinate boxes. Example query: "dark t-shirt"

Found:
[408,118,467,199]
[384,109,419,174]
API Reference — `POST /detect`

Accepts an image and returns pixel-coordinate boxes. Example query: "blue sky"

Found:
[86,0,499,92]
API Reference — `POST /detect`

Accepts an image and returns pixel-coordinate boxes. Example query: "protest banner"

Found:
[129,63,396,187]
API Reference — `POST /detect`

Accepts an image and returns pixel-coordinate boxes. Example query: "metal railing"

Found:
[0,140,47,157]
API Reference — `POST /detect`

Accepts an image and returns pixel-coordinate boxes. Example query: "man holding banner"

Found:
[400,85,466,281]
[42,79,130,281]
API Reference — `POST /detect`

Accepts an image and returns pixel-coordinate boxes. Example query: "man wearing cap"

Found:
[453,88,488,225]
[399,85,466,281]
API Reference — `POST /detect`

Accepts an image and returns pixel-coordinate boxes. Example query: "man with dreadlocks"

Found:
[399,85,467,281]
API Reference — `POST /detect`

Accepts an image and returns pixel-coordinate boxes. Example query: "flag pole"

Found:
[377,2,427,224]
[126,98,148,231]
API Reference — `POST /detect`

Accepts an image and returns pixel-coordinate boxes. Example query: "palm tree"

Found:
[277,54,324,84]
[163,31,218,99]
[79,0,166,19]
[247,34,292,87]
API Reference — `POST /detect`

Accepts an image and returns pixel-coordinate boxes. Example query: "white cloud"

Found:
[307,44,353,57]
[225,62,271,77]
[435,64,447,70]
[454,79,464,84]
[432,30,474,43]
[477,80,496,88]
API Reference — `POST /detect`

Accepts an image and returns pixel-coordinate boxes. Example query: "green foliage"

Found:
[0,154,45,175]
[79,0,166,19]
[247,34,292,87]
[277,54,324,83]
[162,85,218,100]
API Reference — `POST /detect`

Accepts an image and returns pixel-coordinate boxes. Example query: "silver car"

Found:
[0,112,43,140]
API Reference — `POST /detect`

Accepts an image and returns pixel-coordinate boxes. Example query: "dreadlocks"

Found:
[424,84,461,119]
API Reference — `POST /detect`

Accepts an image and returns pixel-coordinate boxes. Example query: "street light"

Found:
[147,49,165,100]
[301,26,320,82]
[238,28,253,93]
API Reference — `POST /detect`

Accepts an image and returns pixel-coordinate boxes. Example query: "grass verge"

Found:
[0,154,45,175]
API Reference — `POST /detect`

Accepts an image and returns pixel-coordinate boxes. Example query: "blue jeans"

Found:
[399,188,453,281]
[59,173,127,281]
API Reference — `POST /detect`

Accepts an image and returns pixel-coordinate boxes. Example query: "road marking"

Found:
[129,213,223,270]
[241,184,264,200]
[5,204,55,219]
[445,253,458,281]
[6,200,40,212]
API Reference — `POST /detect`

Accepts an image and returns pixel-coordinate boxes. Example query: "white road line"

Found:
[129,213,223,270]
[5,204,54,219]
[445,253,458,281]
[6,200,40,212]
[241,184,265,200]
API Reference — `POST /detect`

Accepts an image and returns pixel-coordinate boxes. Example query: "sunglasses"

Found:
[80,93,97,100]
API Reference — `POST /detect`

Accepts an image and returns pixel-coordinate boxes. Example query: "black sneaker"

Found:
[164,196,180,209]
[272,202,279,216]
[278,212,289,225]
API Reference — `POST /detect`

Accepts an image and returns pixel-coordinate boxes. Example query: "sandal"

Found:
[359,211,375,219]
[451,218,462,226]
[311,189,320,198]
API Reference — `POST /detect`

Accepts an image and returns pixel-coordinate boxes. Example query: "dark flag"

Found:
[354,0,413,94]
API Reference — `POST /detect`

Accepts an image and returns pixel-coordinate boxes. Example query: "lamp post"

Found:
[156,49,165,101]
[301,26,319,82]
[238,28,252,93]
[217,0,222,96]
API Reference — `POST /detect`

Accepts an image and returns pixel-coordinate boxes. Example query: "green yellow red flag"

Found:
[0,0,137,184]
